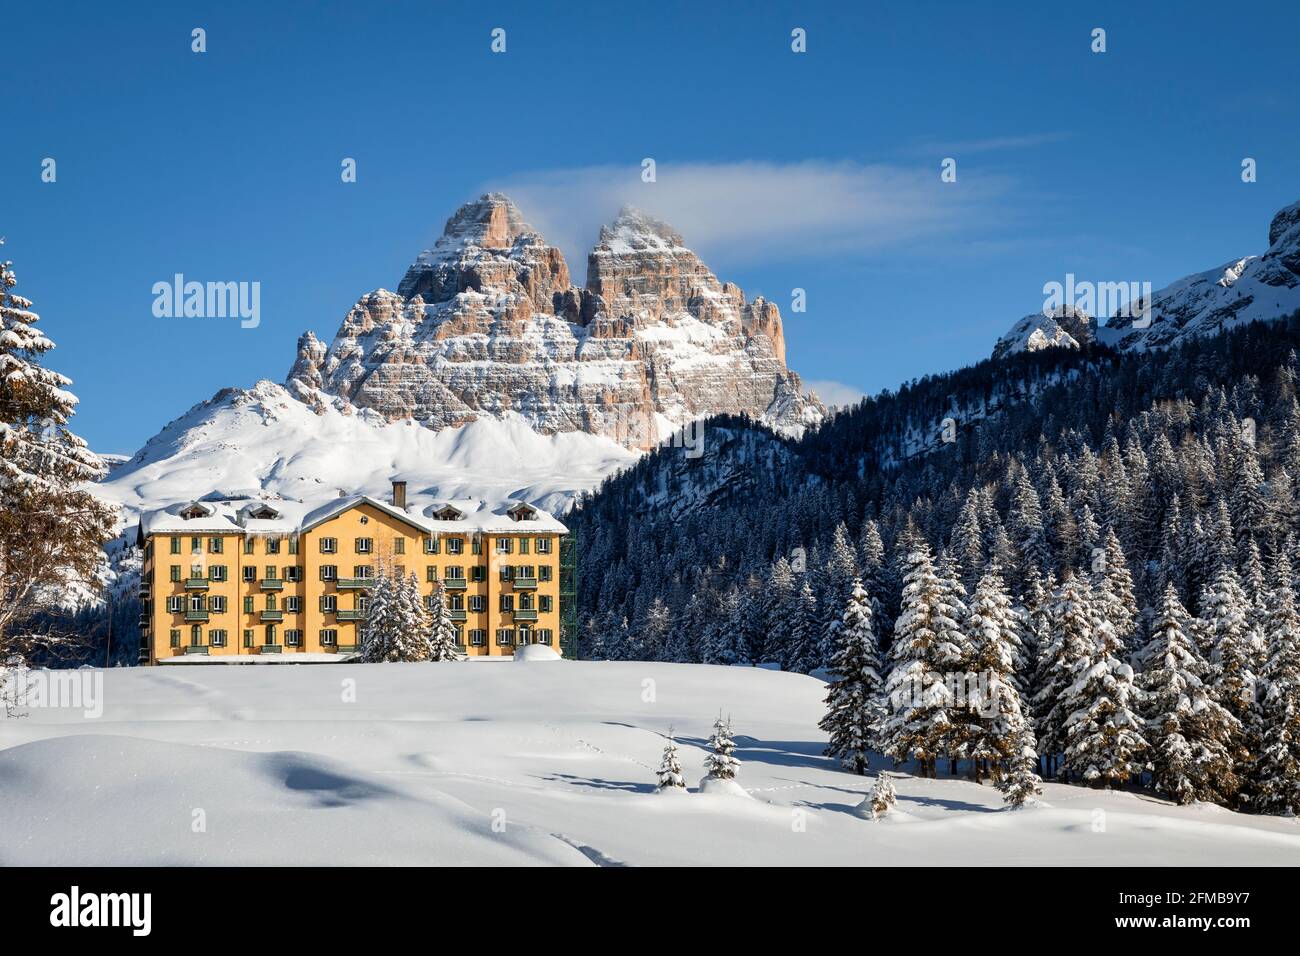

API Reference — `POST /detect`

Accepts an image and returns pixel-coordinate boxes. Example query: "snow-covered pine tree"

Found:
[1061,573,1148,788]
[965,565,1031,783]
[703,714,740,780]
[0,249,115,655]
[1253,555,1300,815]
[1140,584,1241,805]
[425,579,462,661]
[868,770,896,819]
[360,565,430,662]
[882,541,966,777]
[1201,564,1262,733]
[782,579,820,674]
[1095,528,1139,653]
[1033,571,1097,778]
[819,577,886,775]
[759,556,796,665]
[819,523,858,663]
[998,727,1043,808]
[656,729,687,791]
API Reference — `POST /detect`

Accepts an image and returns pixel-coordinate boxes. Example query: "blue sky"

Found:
[3,0,1298,452]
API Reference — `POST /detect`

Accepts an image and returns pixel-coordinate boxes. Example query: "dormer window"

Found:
[433,505,464,521]
[246,504,280,520]
[507,503,537,522]
[179,504,210,520]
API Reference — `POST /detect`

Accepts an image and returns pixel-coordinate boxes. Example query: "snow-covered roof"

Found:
[139,492,567,538]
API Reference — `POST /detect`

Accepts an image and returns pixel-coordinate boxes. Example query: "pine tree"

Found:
[1253,556,1300,815]
[999,727,1043,808]
[782,580,820,674]
[425,580,461,661]
[1140,585,1241,805]
[1061,572,1148,787]
[819,578,885,775]
[965,565,1030,782]
[703,714,740,780]
[656,729,687,790]
[1096,528,1139,652]
[360,565,430,662]
[867,770,897,819]
[1033,571,1097,777]
[1201,564,1261,732]
[882,542,966,777]
[0,249,115,654]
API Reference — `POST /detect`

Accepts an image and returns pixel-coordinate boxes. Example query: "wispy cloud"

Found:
[485,159,1015,274]
[910,131,1073,156]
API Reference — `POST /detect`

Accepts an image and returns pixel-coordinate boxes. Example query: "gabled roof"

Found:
[299,495,431,535]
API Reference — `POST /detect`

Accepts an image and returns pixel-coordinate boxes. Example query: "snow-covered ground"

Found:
[3,661,1298,866]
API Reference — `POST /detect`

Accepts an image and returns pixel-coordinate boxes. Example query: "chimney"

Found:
[391,479,407,509]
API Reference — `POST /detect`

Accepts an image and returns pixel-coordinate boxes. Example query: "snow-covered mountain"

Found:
[993,198,1300,357]
[287,194,822,451]
[99,194,823,526]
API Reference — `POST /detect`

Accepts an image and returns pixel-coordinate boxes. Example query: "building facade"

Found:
[137,482,573,663]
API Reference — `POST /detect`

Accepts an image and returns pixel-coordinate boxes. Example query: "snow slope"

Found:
[97,379,638,527]
[3,661,1297,866]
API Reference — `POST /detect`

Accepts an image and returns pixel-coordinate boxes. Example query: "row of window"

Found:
[167,535,554,557]
[165,593,553,615]
[165,563,554,585]
[168,625,554,649]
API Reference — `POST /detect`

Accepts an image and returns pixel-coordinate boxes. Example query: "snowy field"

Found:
[2,660,1299,866]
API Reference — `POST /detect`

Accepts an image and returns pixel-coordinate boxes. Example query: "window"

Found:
[264,625,277,645]
[286,596,301,613]
[469,595,485,613]
[540,595,553,613]
[210,596,227,614]
[285,630,302,647]
[536,538,552,554]
[191,536,201,554]
[471,565,486,583]
[449,594,464,611]
[210,565,227,582]
[170,536,181,555]
[321,595,337,613]
[320,537,337,554]
[518,626,532,645]
[167,596,183,613]
[469,629,486,646]
[538,628,553,645]
[356,537,373,554]
[190,624,203,646]
[209,537,224,554]
[243,629,254,648]
[284,566,301,582]
[211,629,227,647]
[266,594,277,611]
[244,537,255,555]
[266,537,281,555]
[518,594,534,611]
[320,629,337,646]
[453,625,464,645]
[243,596,254,614]
[424,595,436,611]
[354,565,373,579]
[243,566,257,583]
[288,536,299,555]
[499,565,513,581]
[426,566,438,582]
[394,538,405,555]
[320,565,337,581]
[424,537,439,555]
[445,566,465,581]
[519,537,530,555]
[471,536,483,555]
[495,538,512,554]
[170,565,181,582]
[539,566,553,582]
[357,596,371,613]
[500,595,514,612]
[496,628,515,646]
[517,564,535,579]
[446,537,463,555]
[169,628,180,648]
[265,565,278,580]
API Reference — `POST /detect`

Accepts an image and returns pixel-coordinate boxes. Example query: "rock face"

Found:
[991,306,1095,362]
[287,194,823,450]
[993,199,1300,358]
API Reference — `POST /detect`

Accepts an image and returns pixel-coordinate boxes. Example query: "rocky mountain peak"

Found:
[1268,200,1300,248]
[288,194,823,450]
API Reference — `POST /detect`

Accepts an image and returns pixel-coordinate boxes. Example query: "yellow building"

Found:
[136,481,573,663]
